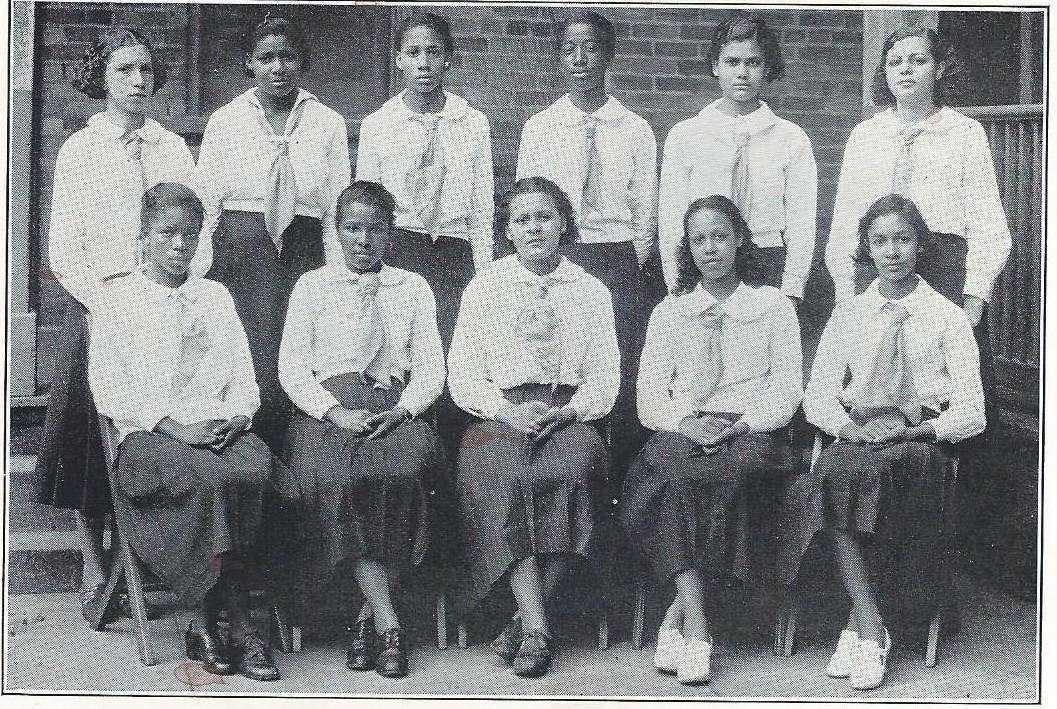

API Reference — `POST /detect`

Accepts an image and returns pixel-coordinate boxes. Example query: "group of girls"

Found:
[34,5,1008,691]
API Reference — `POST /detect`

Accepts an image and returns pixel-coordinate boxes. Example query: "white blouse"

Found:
[804,278,986,443]
[88,268,259,444]
[447,255,620,422]
[637,283,803,433]
[356,90,495,272]
[658,100,817,298]
[278,262,445,421]
[516,95,658,266]
[825,107,1011,304]
[193,89,351,274]
[47,113,196,309]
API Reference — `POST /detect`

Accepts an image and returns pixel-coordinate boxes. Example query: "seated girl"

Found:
[620,195,802,685]
[277,181,447,679]
[88,183,280,681]
[779,193,985,691]
[447,176,620,678]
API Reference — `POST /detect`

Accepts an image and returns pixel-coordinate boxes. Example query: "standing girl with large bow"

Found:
[194,16,351,452]
[658,11,817,306]
[621,195,803,685]
[36,27,196,629]
[780,194,985,691]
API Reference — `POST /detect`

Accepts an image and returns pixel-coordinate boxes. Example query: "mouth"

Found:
[897,80,916,88]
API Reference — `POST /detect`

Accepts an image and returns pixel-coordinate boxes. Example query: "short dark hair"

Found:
[557,11,616,58]
[141,183,205,232]
[72,27,167,100]
[394,12,455,55]
[242,16,312,76]
[853,193,933,266]
[335,181,397,227]
[673,195,765,295]
[708,11,785,83]
[871,26,966,107]
[499,177,580,248]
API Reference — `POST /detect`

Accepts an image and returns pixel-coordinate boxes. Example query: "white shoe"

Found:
[849,627,891,691]
[677,637,712,685]
[826,628,860,678]
[653,627,683,674]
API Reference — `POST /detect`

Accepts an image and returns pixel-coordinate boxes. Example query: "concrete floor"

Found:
[4,573,1037,699]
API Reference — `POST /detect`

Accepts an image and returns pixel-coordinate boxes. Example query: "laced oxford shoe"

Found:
[232,631,281,681]
[346,618,377,671]
[185,622,235,676]
[512,630,553,678]
[375,628,409,678]
[490,618,523,665]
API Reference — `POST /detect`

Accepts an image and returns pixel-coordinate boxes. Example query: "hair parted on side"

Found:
[499,176,580,248]
[335,181,397,227]
[242,15,312,75]
[394,12,455,54]
[140,183,205,231]
[871,25,967,107]
[853,193,934,265]
[673,195,765,295]
[708,11,785,83]
[72,27,167,100]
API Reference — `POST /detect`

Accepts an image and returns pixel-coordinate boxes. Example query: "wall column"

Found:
[12,1,37,396]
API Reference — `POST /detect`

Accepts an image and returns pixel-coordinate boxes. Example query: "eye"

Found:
[724,57,739,65]
[747,58,763,67]
[426,46,442,57]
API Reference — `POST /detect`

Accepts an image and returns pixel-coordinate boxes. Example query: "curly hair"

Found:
[708,11,785,83]
[871,26,967,107]
[394,12,455,55]
[673,195,765,295]
[242,16,312,76]
[140,183,204,232]
[498,176,580,250]
[335,181,397,227]
[556,10,617,58]
[72,27,166,100]
[852,193,933,266]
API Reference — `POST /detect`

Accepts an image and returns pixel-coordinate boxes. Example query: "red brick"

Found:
[832,30,863,44]
[456,36,489,54]
[678,60,709,76]
[655,8,700,22]
[655,41,697,57]
[656,76,698,92]
[797,45,843,64]
[40,7,85,24]
[492,7,541,19]
[808,29,833,43]
[506,20,528,36]
[798,10,844,28]
[530,22,553,38]
[613,22,631,38]
[631,24,681,40]
[782,94,825,111]
[612,73,652,91]
[680,24,713,41]
[618,39,654,56]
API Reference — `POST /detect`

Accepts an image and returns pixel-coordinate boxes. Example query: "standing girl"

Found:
[36,27,196,628]
[621,196,802,685]
[516,10,657,489]
[782,194,985,690]
[278,182,448,679]
[194,16,351,452]
[659,11,817,304]
[448,177,620,678]
[825,26,1009,406]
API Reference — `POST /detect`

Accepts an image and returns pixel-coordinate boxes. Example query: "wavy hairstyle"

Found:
[242,16,312,75]
[708,11,785,83]
[673,195,764,295]
[853,193,933,265]
[72,27,166,100]
[335,180,397,227]
[498,176,580,251]
[871,26,967,107]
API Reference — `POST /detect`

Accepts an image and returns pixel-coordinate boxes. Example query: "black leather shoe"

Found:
[513,630,553,678]
[346,618,377,671]
[81,584,160,628]
[232,631,281,681]
[375,628,409,678]
[490,618,523,665]
[185,623,236,676]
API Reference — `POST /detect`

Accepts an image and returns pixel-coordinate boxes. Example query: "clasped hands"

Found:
[838,411,937,447]
[679,414,750,455]
[495,401,577,445]
[326,405,410,439]
[157,415,250,453]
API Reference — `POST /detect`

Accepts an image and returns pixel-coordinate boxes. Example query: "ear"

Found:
[244,53,253,74]
[711,59,719,78]
[395,51,407,73]
[934,58,947,82]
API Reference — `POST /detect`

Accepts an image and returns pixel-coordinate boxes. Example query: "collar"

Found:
[238,87,318,115]
[383,90,469,122]
[496,254,585,284]
[87,113,163,144]
[699,99,777,137]
[551,94,629,127]
[870,106,958,138]
[326,261,407,287]
[860,277,935,317]
[679,282,768,323]
[131,264,205,301]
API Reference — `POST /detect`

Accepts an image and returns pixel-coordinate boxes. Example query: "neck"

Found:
[717,97,761,117]
[700,273,741,302]
[877,273,919,300]
[519,253,562,276]
[403,87,446,114]
[895,98,940,123]
[568,85,608,114]
[104,103,145,133]
[144,263,188,289]
[255,87,298,113]
[347,259,383,275]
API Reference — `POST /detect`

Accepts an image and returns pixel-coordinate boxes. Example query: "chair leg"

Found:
[272,605,294,653]
[120,539,155,666]
[598,611,609,651]
[457,619,468,649]
[773,606,787,656]
[779,600,799,658]
[436,591,448,650]
[632,580,646,651]
[88,547,125,631]
[925,611,941,667]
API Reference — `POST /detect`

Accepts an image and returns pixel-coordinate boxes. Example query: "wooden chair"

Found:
[773,433,958,667]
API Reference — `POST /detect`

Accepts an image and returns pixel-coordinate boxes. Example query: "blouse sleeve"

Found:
[780,130,818,299]
[565,286,621,422]
[737,294,804,432]
[658,124,691,290]
[216,286,261,422]
[190,113,229,277]
[636,302,690,432]
[47,139,96,308]
[468,116,496,272]
[803,304,855,437]
[514,117,541,182]
[354,116,380,182]
[961,120,1012,302]
[628,121,659,267]
[396,277,446,417]
[446,281,510,420]
[928,310,986,442]
[277,275,341,420]
[825,129,869,304]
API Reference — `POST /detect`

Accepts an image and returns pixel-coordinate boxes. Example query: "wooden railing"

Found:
[958,104,1043,412]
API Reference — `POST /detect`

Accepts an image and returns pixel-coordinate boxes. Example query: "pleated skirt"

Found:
[279,373,448,595]
[113,431,274,606]
[456,384,608,602]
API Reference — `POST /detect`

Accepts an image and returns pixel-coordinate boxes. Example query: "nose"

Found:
[572,46,587,66]
[354,230,372,247]
[171,233,186,250]
[702,237,718,253]
[130,68,145,87]
[899,60,912,75]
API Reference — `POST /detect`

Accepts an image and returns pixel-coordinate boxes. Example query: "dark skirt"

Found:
[776,438,958,619]
[754,245,787,291]
[456,384,608,602]
[206,211,324,453]
[113,431,274,606]
[34,292,110,518]
[620,425,797,586]
[279,373,448,595]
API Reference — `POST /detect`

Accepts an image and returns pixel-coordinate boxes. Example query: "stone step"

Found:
[9,454,83,593]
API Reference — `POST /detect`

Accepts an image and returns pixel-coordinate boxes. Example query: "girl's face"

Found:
[507,191,566,263]
[337,201,391,273]
[396,25,449,96]
[713,39,765,105]
[866,212,921,284]
[104,44,154,115]
[559,22,611,93]
[884,35,941,106]
[246,33,303,99]
[687,207,742,284]
[142,206,201,281]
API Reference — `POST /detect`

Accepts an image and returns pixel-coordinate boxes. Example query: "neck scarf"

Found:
[405,113,446,239]
[580,114,603,227]
[731,121,752,219]
[691,303,726,408]
[255,96,310,252]
[516,275,563,382]
[351,272,392,388]
[170,291,211,394]
[891,126,926,196]
[851,301,922,425]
